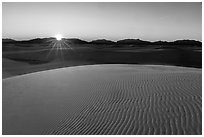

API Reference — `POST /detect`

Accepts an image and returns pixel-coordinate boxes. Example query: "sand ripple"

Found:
[2,64,202,135]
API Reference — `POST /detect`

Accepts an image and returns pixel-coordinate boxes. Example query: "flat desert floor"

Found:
[2,64,202,135]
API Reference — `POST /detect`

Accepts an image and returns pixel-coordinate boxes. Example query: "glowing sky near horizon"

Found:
[2,2,202,41]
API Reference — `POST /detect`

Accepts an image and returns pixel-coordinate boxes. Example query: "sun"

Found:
[55,34,63,41]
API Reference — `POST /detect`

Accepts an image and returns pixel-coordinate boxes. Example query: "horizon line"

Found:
[2,37,202,43]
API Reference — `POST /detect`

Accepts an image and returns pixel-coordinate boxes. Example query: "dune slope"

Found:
[2,64,202,135]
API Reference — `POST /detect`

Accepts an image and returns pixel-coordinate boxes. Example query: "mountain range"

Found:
[2,38,202,47]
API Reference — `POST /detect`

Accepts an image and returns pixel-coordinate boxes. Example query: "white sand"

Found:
[2,64,202,135]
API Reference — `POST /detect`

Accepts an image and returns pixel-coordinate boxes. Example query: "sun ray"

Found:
[46,42,57,58]
[62,40,73,50]
[46,36,74,59]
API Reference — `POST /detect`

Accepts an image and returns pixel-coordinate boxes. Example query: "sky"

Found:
[2,2,202,41]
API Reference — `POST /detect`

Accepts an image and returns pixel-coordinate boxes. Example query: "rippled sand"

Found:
[2,64,202,135]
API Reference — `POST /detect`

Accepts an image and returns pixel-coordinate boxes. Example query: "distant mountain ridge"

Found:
[64,38,89,44]
[2,38,16,43]
[116,39,151,45]
[90,39,115,45]
[2,38,202,47]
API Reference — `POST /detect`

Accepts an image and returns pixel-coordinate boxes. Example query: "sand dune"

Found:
[2,64,202,135]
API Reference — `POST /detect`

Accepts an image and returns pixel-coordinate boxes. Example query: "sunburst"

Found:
[46,34,73,59]
[55,34,63,41]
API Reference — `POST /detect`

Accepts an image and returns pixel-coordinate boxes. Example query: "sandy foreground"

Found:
[2,64,202,135]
